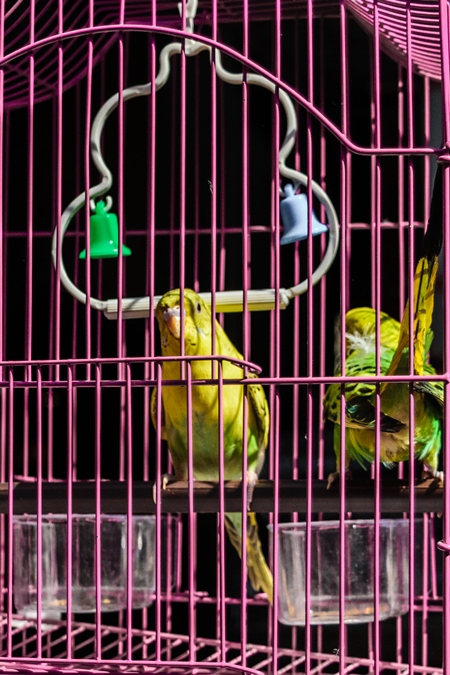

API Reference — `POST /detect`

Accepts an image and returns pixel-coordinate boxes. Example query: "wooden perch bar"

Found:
[0,478,443,514]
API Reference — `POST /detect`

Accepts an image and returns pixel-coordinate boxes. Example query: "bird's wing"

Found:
[246,372,270,475]
[216,319,269,475]
[324,385,406,432]
[413,362,444,410]
[345,396,406,432]
[150,386,167,440]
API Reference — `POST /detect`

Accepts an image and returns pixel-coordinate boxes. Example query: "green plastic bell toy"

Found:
[79,200,132,259]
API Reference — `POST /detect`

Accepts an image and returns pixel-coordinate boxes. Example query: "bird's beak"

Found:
[164,306,182,339]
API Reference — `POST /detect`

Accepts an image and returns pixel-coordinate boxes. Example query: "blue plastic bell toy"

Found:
[79,200,132,259]
[280,184,328,244]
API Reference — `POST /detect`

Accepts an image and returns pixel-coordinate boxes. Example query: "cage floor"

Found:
[0,614,443,675]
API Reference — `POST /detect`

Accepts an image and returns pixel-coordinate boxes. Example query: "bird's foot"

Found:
[419,468,444,516]
[326,471,339,490]
[326,469,352,490]
[152,473,176,504]
[420,467,444,488]
[246,470,259,511]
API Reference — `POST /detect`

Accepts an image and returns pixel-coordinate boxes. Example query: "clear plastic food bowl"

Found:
[268,519,409,625]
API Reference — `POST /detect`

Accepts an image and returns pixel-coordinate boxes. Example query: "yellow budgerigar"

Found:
[152,288,273,603]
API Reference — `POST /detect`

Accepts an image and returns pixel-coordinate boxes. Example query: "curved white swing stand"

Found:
[51,1,340,320]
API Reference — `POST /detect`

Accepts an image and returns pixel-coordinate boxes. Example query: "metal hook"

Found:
[177,0,198,33]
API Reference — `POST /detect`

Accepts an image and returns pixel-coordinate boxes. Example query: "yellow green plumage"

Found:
[323,307,443,482]
[152,288,273,602]
[323,166,444,485]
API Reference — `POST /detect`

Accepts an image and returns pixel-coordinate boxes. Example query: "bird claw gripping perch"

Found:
[152,473,176,505]
[326,469,353,490]
[246,470,259,511]
[420,467,444,486]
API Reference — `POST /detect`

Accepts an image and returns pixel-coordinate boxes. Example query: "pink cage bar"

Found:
[0,0,449,674]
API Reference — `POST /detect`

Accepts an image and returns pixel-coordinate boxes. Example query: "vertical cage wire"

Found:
[0,1,448,674]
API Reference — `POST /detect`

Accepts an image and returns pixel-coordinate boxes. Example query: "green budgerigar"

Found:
[152,288,273,603]
[323,307,443,486]
[323,166,444,487]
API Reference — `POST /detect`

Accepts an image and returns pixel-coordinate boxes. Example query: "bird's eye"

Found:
[196,301,202,313]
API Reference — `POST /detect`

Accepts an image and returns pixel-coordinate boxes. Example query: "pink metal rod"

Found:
[94,366,102,656]
[0,371,446,390]
[0,353,264,370]
[154,363,163,662]
[6,371,13,657]
[441,159,450,671]
[0,220,428,236]
[66,365,74,657]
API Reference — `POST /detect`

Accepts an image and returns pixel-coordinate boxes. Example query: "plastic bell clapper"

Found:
[280,184,328,244]
[79,201,132,259]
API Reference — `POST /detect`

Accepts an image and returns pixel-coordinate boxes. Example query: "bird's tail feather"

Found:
[387,254,439,378]
[225,512,273,604]
[386,165,443,381]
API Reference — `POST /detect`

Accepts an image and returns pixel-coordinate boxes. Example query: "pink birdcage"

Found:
[0,0,449,674]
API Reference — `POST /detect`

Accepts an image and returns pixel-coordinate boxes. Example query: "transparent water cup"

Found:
[13,514,178,614]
